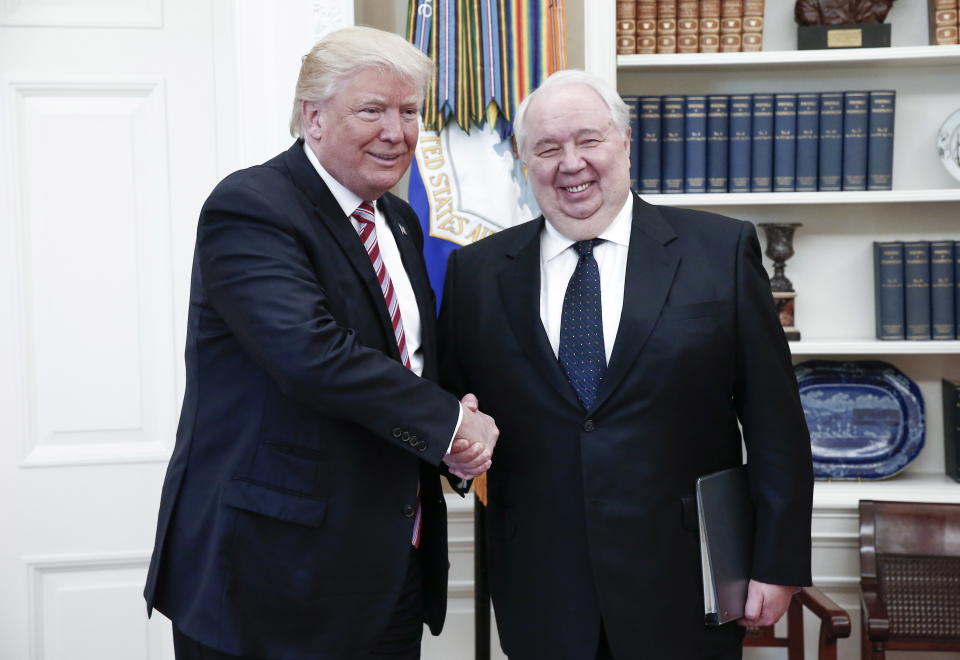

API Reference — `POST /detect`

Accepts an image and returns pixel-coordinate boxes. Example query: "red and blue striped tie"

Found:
[352,202,421,547]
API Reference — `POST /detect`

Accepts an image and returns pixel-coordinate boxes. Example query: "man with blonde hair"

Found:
[440,69,813,659]
[145,25,497,660]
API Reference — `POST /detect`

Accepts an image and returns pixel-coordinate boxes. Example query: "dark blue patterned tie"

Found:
[558,239,606,409]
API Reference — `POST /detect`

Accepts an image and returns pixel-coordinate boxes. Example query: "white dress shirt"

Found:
[539,194,633,362]
[303,143,424,376]
[303,143,462,451]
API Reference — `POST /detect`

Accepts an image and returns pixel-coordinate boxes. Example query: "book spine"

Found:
[867,90,896,191]
[931,240,956,339]
[719,0,743,52]
[639,96,662,193]
[929,0,960,44]
[657,0,679,53]
[728,94,752,193]
[942,380,960,482]
[661,96,686,193]
[637,1,659,53]
[678,0,700,52]
[625,96,640,190]
[904,241,932,340]
[707,95,729,193]
[684,96,708,192]
[617,1,638,54]
[842,91,869,191]
[818,92,843,191]
[795,93,819,192]
[956,239,960,339]
[741,0,764,51]
[699,0,721,52]
[874,241,905,340]
[773,93,797,192]
[750,93,773,192]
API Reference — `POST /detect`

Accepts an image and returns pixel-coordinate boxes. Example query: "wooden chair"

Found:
[859,499,960,659]
[743,586,851,660]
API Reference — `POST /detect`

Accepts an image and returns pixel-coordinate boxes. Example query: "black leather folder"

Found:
[696,464,755,626]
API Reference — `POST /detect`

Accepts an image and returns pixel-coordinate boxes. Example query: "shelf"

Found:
[789,340,960,355]
[618,44,960,72]
[643,189,960,207]
[814,473,960,509]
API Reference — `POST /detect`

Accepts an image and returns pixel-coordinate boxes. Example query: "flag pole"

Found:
[474,496,490,660]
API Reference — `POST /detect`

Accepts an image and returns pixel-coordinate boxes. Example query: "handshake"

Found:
[442,393,499,480]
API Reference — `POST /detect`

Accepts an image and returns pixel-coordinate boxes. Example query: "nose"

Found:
[380,109,403,143]
[558,143,584,173]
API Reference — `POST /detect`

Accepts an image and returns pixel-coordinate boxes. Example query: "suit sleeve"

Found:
[732,221,814,587]
[197,178,460,467]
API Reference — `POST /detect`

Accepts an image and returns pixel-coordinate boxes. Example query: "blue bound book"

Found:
[931,240,956,340]
[750,94,774,192]
[818,92,843,191]
[639,96,662,194]
[867,90,896,191]
[624,95,640,191]
[842,91,869,191]
[728,95,752,193]
[684,95,708,193]
[773,93,797,192]
[707,95,729,193]
[874,241,905,340]
[956,241,960,339]
[795,93,819,192]
[661,96,686,194]
[904,241,932,340]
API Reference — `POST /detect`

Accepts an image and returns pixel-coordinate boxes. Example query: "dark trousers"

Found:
[173,549,425,660]
[593,625,742,660]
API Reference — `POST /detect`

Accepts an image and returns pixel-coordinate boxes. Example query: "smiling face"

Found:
[521,83,632,241]
[303,66,420,201]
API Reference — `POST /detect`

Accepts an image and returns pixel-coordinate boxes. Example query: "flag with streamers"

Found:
[406,0,566,312]
[406,0,566,505]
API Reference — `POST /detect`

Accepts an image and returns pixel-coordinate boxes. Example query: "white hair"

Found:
[513,69,630,155]
[289,26,435,138]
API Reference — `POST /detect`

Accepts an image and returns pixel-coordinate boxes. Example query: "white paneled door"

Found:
[0,2,220,658]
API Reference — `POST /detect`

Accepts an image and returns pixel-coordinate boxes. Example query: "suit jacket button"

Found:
[392,428,403,438]
[583,419,595,432]
[416,442,427,452]
[402,504,415,518]
[401,431,410,442]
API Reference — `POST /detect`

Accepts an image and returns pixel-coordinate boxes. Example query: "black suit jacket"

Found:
[144,141,461,660]
[440,195,813,660]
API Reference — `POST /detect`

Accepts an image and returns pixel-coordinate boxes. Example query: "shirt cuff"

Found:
[445,402,464,455]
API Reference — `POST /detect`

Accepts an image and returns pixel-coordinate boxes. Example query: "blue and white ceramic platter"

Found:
[794,360,925,480]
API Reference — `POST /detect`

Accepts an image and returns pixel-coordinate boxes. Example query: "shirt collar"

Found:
[541,193,634,263]
[302,141,373,218]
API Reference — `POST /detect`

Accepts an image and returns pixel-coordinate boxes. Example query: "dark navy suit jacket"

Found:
[144,141,460,660]
[440,194,813,660]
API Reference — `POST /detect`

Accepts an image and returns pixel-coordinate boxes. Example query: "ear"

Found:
[301,101,323,140]
[623,126,632,163]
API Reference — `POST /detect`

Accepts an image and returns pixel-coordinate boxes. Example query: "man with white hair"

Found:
[439,70,813,659]
[144,26,497,660]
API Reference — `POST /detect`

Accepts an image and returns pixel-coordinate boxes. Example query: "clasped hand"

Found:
[442,393,498,480]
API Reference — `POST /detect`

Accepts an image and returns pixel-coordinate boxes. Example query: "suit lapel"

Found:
[593,195,679,412]
[380,195,440,376]
[282,142,399,359]
[498,218,581,411]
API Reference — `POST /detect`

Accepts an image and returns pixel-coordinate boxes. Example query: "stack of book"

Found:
[617,0,764,54]
[623,91,896,194]
[929,0,960,44]
[874,240,960,341]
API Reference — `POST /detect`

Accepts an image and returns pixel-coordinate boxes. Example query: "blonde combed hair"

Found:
[289,26,435,138]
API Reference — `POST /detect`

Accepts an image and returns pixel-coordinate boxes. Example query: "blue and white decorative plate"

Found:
[794,360,925,480]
